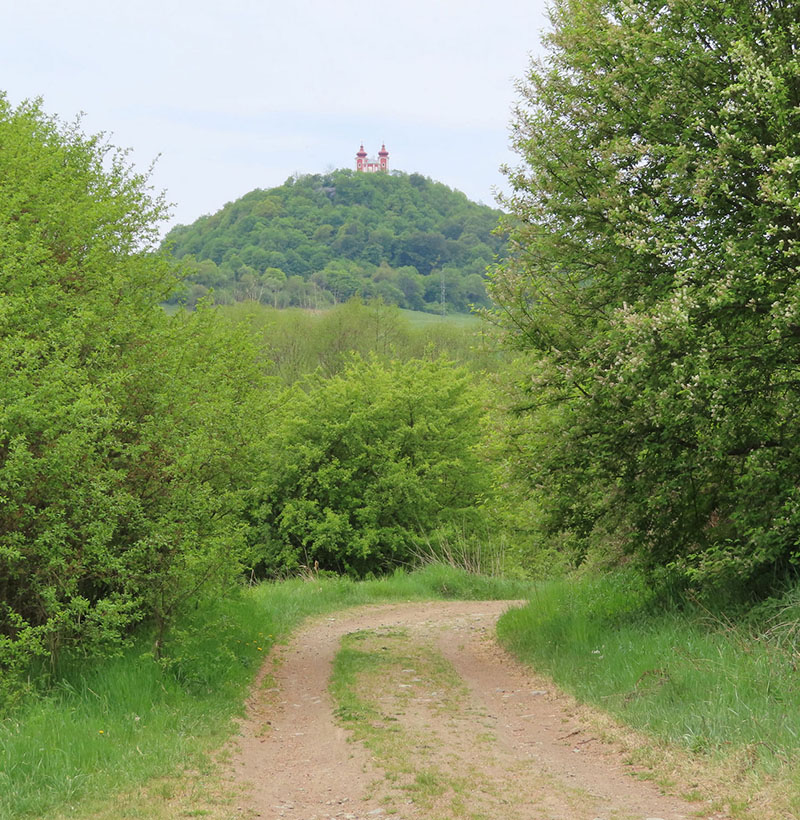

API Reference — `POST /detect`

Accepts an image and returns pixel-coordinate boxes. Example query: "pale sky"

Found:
[2,0,550,232]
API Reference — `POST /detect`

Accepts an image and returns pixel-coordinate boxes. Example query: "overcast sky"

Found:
[2,0,550,232]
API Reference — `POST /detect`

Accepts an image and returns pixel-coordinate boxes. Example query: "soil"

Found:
[228,600,727,820]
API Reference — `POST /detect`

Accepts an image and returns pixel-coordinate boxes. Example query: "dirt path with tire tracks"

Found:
[228,600,725,820]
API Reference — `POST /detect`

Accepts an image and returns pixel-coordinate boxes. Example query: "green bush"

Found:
[0,96,272,698]
[248,355,491,576]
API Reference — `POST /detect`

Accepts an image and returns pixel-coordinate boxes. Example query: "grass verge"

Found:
[496,571,800,818]
[0,565,530,820]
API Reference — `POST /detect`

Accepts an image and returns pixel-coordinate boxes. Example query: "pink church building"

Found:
[356,143,389,172]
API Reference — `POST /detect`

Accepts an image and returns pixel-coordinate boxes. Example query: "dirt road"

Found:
[229,600,718,820]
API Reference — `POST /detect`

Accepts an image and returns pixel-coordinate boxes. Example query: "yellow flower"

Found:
[98,730,104,734]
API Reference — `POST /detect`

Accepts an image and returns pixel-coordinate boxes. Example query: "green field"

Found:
[397,307,482,327]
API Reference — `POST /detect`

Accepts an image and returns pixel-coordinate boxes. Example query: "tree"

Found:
[261,266,287,307]
[394,231,449,276]
[395,266,425,311]
[0,96,270,690]
[248,355,490,576]
[489,0,800,596]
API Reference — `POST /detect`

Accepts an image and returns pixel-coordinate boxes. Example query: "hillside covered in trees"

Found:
[162,169,505,313]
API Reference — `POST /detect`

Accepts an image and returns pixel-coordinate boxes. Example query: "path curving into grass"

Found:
[229,600,714,820]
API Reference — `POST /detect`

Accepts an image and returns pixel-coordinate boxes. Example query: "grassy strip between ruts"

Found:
[496,571,800,819]
[0,565,531,820]
[330,627,482,818]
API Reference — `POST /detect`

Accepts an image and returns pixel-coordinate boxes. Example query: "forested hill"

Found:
[162,169,505,313]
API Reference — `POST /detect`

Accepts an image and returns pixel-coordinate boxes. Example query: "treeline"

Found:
[220,299,499,383]
[489,0,800,602]
[0,93,499,701]
[162,169,504,313]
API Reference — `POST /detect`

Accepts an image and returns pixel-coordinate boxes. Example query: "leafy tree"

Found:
[489,0,800,596]
[394,230,449,275]
[247,355,490,576]
[395,266,426,310]
[261,266,287,307]
[0,96,271,689]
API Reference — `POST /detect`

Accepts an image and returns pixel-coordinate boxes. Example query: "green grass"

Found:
[497,571,800,814]
[0,565,530,820]
[397,308,481,328]
[329,627,473,815]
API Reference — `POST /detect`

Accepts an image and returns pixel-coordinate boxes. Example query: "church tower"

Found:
[356,143,368,172]
[355,143,388,172]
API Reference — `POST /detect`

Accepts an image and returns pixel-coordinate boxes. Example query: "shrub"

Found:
[248,355,491,576]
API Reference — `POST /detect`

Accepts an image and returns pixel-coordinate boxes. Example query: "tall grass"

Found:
[412,528,513,578]
[497,571,800,810]
[0,565,530,820]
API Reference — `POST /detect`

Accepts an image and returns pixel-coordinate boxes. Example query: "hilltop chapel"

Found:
[355,143,389,172]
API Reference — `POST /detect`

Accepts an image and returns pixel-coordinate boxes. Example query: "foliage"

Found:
[489,0,800,595]
[0,95,272,695]
[248,355,492,576]
[162,169,505,313]
[219,298,498,384]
